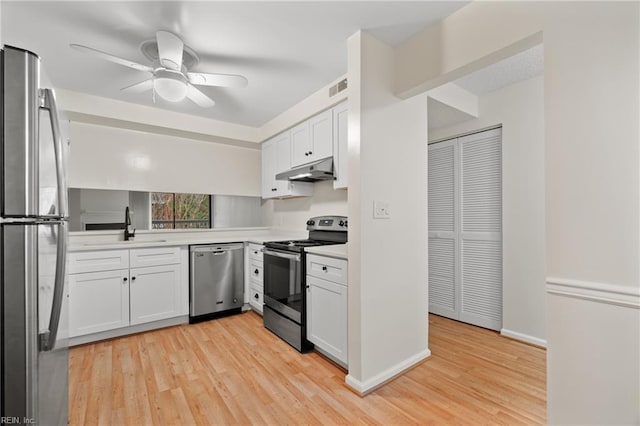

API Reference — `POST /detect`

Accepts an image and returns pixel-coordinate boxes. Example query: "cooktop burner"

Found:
[264,215,348,253]
[264,239,339,252]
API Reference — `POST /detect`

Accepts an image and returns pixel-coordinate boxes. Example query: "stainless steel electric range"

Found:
[262,216,347,352]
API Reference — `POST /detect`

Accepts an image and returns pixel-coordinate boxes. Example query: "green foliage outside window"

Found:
[151,192,210,229]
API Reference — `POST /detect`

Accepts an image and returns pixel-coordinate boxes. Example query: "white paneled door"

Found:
[428,127,502,331]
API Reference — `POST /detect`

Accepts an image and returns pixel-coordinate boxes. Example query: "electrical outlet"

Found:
[373,201,390,219]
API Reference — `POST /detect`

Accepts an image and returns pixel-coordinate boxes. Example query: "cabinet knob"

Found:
[254,251,258,255]
[322,266,328,271]
[308,151,313,155]
[254,293,259,300]
[123,277,128,282]
[304,152,309,156]
[131,276,136,281]
[254,269,259,275]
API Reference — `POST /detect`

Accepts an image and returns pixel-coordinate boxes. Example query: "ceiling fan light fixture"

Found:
[153,70,187,102]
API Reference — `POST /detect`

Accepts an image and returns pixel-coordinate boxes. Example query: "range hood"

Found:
[276,157,335,182]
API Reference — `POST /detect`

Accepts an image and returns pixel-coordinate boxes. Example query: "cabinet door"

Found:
[332,102,348,189]
[69,269,129,337]
[309,109,333,162]
[307,275,347,365]
[290,121,311,167]
[261,139,278,198]
[274,132,294,194]
[129,264,182,325]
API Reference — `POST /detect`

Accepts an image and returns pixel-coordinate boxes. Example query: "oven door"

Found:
[263,248,303,323]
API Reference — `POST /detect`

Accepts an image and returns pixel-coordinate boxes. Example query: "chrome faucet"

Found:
[124,206,135,241]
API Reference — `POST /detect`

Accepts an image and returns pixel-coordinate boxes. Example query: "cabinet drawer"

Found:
[68,250,129,274]
[249,260,263,283]
[249,285,263,313]
[306,254,347,285]
[130,246,181,268]
[248,244,263,262]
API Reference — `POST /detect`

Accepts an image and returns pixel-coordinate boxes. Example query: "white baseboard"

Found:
[345,348,431,396]
[501,328,547,348]
[546,277,640,309]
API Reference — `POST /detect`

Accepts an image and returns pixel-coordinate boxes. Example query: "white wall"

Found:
[345,31,429,394]
[69,121,261,197]
[395,2,639,423]
[429,76,546,346]
[263,181,347,231]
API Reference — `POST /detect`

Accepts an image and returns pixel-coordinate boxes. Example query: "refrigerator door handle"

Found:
[40,221,67,351]
[39,88,68,218]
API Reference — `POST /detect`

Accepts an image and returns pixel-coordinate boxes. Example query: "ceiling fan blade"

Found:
[186,84,215,108]
[70,44,153,73]
[156,30,184,71]
[121,79,153,94]
[187,72,248,89]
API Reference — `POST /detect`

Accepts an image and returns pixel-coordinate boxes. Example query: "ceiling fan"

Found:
[70,31,248,108]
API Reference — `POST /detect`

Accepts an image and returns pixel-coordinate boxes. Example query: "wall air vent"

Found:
[329,78,348,97]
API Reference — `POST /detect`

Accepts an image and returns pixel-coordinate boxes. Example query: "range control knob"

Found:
[344,220,348,228]
[306,220,315,226]
[339,220,345,227]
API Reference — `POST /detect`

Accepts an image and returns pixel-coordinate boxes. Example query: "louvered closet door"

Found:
[428,139,458,319]
[458,128,502,331]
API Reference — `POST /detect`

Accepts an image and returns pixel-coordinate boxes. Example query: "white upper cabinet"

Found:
[291,109,333,167]
[332,101,348,189]
[262,132,313,200]
[290,121,311,167]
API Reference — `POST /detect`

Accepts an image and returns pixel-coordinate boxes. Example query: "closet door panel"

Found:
[459,128,502,331]
[428,139,458,319]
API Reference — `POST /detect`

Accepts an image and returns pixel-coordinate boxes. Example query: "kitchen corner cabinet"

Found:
[291,109,333,168]
[332,101,348,189]
[68,246,188,340]
[306,254,348,367]
[262,132,313,199]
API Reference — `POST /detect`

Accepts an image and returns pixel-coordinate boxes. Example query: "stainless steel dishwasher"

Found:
[189,243,244,322]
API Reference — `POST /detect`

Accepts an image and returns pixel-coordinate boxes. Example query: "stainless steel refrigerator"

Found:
[1,45,69,425]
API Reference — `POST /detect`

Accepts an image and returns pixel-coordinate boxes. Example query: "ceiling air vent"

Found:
[329,78,348,97]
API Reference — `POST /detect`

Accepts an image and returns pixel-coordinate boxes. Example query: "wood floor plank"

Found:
[69,312,546,425]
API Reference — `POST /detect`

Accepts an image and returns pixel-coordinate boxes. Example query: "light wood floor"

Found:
[69,312,546,425]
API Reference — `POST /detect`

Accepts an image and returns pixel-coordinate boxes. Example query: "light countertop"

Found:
[68,232,306,252]
[305,243,348,260]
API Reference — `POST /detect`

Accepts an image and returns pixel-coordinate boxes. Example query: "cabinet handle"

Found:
[131,276,136,281]
[322,266,328,272]
[123,277,128,282]
[254,293,259,300]
[304,152,309,156]
[308,151,313,155]
[254,269,259,275]
[253,251,258,255]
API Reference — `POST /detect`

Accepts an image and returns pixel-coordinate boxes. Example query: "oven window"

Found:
[264,253,302,313]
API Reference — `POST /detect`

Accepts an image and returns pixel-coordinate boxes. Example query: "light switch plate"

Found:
[373,201,390,219]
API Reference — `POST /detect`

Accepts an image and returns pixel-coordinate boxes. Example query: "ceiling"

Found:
[428,44,544,130]
[1,1,467,127]
[454,44,543,96]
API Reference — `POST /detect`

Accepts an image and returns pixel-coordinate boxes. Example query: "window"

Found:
[151,192,211,229]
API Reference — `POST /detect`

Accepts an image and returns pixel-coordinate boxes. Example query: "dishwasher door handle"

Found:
[212,250,226,255]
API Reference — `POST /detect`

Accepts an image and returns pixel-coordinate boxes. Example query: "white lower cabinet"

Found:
[69,269,130,336]
[306,254,348,367]
[129,264,182,325]
[68,246,188,341]
[246,243,264,314]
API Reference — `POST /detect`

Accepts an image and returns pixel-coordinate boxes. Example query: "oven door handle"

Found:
[263,249,301,262]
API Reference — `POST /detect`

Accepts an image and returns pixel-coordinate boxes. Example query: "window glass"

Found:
[151,192,210,229]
